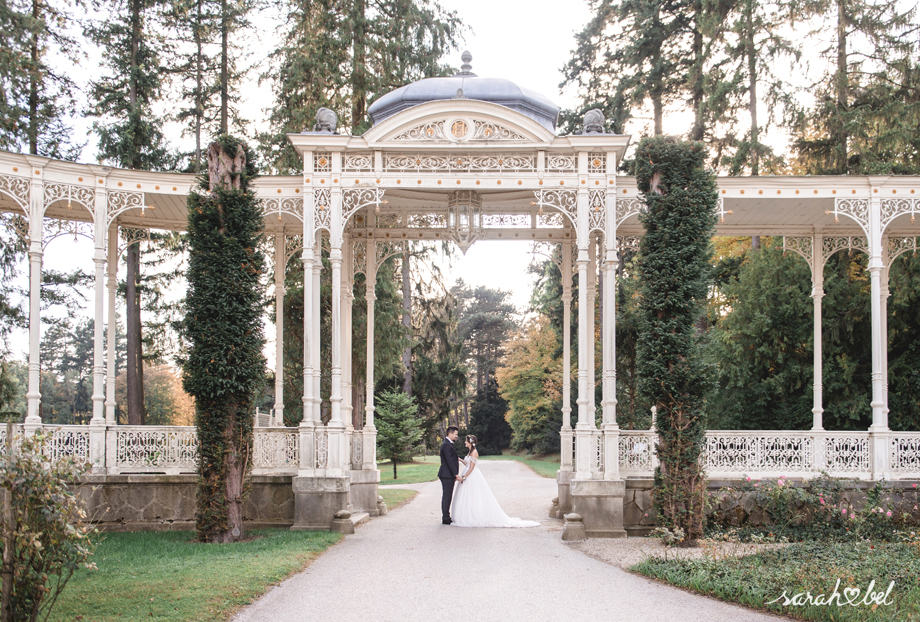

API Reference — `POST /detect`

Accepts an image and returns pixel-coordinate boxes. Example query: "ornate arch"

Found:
[262,197,304,223]
[43,183,96,221]
[0,175,31,233]
[106,191,146,228]
[533,189,576,229]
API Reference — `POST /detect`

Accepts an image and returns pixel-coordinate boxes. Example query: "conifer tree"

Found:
[258,0,463,173]
[375,390,422,479]
[0,0,83,157]
[182,136,265,543]
[635,136,717,545]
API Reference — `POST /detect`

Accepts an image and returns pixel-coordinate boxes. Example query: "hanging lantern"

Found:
[447,190,482,253]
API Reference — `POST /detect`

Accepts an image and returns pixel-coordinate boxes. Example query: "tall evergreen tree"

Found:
[791,0,916,174]
[181,136,265,543]
[258,0,463,173]
[635,136,717,545]
[0,0,83,157]
[87,0,172,424]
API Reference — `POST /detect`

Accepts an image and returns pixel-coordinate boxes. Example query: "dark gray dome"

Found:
[367,52,559,132]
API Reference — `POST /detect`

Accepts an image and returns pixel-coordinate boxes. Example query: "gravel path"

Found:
[233,461,788,622]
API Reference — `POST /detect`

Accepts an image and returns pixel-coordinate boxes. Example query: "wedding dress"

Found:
[450,456,540,528]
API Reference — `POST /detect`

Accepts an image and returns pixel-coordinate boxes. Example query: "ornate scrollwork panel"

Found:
[588,190,605,233]
[375,213,400,228]
[470,121,527,141]
[0,174,31,212]
[375,240,408,269]
[252,430,299,468]
[314,429,328,469]
[384,153,535,173]
[115,427,198,470]
[343,154,374,172]
[705,434,814,473]
[830,198,869,233]
[353,240,367,276]
[262,196,304,223]
[615,197,644,226]
[284,234,304,266]
[888,236,918,266]
[45,426,91,464]
[533,189,576,228]
[393,121,447,141]
[890,435,920,473]
[106,191,145,228]
[782,236,814,271]
[881,198,919,233]
[588,153,607,174]
[342,188,386,227]
[407,213,446,228]
[43,183,96,219]
[43,218,94,249]
[313,152,332,173]
[117,227,151,258]
[616,235,641,252]
[823,436,870,474]
[619,433,656,473]
[313,188,332,232]
[530,241,563,271]
[822,236,867,268]
[546,155,576,172]
[537,212,563,228]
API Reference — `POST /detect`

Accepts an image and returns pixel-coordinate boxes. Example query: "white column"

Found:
[867,180,889,480]
[602,235,620,480]
[574,188,593,480]
[560,240,573,472]
[812,233,824,431]
[105,223,117,423]
[881,238,890,416]
[363,241,377,470]
[90,187,107,426]
[312,238,322,424]
[302,237,315,426]
[273,229,285,426]
[329,242,344,427]
[587,234,597,425]
[24,169,44,426]
[342,234,354,430]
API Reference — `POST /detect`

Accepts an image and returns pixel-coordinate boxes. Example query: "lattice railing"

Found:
[115,426,198,473]
[45,426,91,464]
[252,428,299,472]
[315,429,328,469]
[619,432,657,474]
[891,434,920,473]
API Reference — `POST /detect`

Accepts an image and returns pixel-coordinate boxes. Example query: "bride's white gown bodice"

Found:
[450,456,540,528]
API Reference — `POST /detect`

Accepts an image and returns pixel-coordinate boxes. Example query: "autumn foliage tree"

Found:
[181,136,265,543]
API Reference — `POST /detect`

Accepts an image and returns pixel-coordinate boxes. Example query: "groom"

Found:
[438,426,461,525]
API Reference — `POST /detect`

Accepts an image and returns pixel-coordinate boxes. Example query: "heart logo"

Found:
[843,587,861,604]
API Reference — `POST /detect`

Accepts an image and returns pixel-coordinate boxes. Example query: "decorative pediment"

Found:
[392,118,528,142]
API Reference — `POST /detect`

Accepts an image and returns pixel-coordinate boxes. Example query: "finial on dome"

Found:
[455,50,476,77]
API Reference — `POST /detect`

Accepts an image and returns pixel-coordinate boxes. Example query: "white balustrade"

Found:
[890,434,920,474]
[252,428,299,474]
[114,426,198,474]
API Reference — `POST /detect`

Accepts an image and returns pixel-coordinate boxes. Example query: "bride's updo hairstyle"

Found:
[466,435,478,450]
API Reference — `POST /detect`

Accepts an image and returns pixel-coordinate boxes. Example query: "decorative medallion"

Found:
[451,120,469,139]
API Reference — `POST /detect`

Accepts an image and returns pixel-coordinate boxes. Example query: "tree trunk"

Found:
[351,0,366,130]
[28,0,39,155]
[1,425,13,622]
[125,242,145,425]
[834,0,848,175]
[392,459,397,479]
[219,0,229,134]
[751,235,761,250]
[401,253,412,395]
[744,0,759,176]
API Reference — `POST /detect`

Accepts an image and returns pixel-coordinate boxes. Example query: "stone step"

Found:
[350,512,370,527]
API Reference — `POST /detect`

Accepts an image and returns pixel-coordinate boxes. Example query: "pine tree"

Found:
[258,0,463,173]
[635,136,717,545]
[467,378,512,455]
[181,136,265,543]
[0,0,83,157]
[791,0,916,174]
[375,390,422,479]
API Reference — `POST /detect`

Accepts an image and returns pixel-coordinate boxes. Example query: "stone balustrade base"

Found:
[571,478,628,539]
[291,475,350,531]
[347,469,381,516]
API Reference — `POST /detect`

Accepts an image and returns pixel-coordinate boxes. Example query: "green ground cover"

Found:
[633,541,920,621]
[378,488,418,510]
[49,529,340,622]
[480,453,559,479]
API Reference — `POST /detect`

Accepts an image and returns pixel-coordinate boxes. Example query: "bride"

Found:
[450,435,540,528]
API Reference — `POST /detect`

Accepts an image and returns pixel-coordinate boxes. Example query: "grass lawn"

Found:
[49,529,341,622]
[377,455,440,485]
[632,541,920,621]
[378,488,418,510]
[480,453,560,479]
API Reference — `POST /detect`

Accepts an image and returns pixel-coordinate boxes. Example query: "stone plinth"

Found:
[571,478,627,538]
[347,468,381,516]
[556,469,575,517]
[291,475,350,531]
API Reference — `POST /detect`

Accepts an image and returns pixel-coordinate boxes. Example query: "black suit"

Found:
[438,438,459,523]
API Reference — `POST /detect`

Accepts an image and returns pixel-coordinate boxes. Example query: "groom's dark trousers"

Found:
[438,438,459,523]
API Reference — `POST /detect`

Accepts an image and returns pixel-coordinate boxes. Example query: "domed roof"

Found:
[367,52,560,132]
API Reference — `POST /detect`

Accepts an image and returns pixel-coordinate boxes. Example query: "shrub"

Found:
[0,430,96,621]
